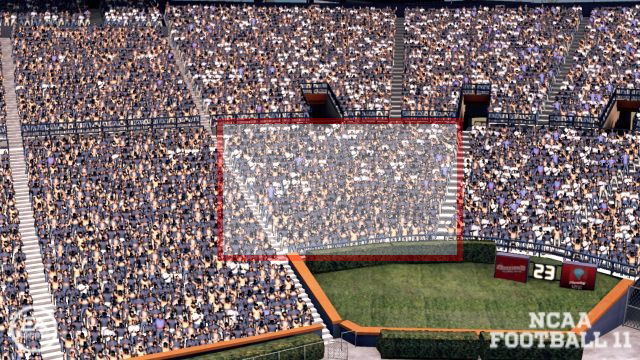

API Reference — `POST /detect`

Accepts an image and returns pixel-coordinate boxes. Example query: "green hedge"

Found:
[479,332,583,360]
[377,330,480,359]
[375,330,583,360]
[462,240,495,264]
[306,241,495,273]
[189,333,324,360]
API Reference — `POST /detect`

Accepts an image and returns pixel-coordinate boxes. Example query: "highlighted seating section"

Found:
[225,123,456,253]
[0,2,636,359]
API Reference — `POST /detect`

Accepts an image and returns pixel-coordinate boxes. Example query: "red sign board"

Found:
[494,252,530,283]
[560,261,597,290]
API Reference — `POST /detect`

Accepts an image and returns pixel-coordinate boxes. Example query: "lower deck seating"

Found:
[25,128,312,358]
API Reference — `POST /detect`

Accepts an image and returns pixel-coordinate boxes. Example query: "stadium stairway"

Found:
[277,261,334,344]
[538,16,588,124]
[230,169,285,255]
[434,131,469,239]
[164,28,212,130]
[1,39,64,360]
[89,8,104,26]
[389,16,405,118]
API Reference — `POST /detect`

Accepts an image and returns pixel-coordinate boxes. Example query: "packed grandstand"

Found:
[0,1,638,360]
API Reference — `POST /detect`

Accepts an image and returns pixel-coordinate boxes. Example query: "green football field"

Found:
[314,261,620,330]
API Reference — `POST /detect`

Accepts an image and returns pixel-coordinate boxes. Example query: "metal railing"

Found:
[462,83,492,95]
[400,83,490,119]
[544,87,639,130]
[615,88,640,101]
[20,116,202,137]
[402,109,458,118]
[300,82,329,95]
[242,340,325,360]
[300,82,345,117]
[465,236,639,279]
[343,109,390,119]
[455,88,464,119]
[210,112,309,127]
[487,112,538,126]
[599,87,618,127]
[291,233,637,279]
[293,234,454,254]
[341,331,357,347]
[327,89,345,118]
[599,87,640,130]
[548,115,601,129]
[547,87,640,130]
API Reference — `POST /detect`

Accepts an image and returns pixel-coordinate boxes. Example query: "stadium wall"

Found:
[336,279,632,347]
[574,279,634,343]
[134,324,324,359]
[288,254,344,337]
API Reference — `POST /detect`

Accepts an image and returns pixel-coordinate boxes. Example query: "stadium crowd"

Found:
[167,4,395,117]
[464,126,640,267]
[552,6,640,117]
[403,6,581,115]
[0,2,638,358]
[226,124,456,252]
[1,154,41,360]
[12,24,196,125]
[25,128,312,357]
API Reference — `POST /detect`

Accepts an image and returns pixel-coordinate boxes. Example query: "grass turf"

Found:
[314,261,620,330]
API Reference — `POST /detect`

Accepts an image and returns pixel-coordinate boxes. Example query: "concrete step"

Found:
[42,352,65,360]
[390,17,405,117]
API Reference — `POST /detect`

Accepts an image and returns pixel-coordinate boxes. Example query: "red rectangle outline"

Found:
[216,117,463,262]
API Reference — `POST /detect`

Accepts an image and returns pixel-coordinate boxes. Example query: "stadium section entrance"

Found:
[624,286,640,330]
